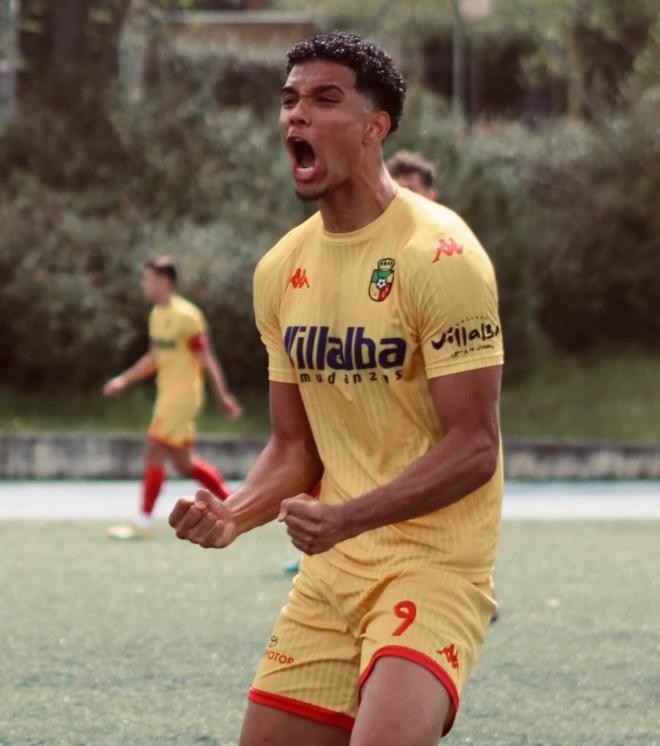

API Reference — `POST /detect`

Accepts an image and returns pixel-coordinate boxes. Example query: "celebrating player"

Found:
[170,32,503,745]
[387,149,438,201]
[103,257,242,540]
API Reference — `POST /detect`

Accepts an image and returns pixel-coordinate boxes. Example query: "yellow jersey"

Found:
[254,188,504,583]
[149,294,207,401]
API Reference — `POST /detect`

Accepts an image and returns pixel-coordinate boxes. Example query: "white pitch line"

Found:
[0,480,659,521]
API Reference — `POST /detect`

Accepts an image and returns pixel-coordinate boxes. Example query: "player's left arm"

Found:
[196,342,242,422]
[279,366,501,554]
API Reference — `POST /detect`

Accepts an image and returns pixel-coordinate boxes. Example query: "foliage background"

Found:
[0,0,658,391]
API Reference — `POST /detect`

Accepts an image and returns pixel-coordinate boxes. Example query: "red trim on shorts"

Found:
[358,645,460,737]
[248,688,354,733]
[188,334,209,351]
[147,434,196,451]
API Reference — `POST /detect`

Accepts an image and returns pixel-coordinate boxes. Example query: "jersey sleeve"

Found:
[180,308,208,347]
[408,222,504,379]
[253,256,297,384]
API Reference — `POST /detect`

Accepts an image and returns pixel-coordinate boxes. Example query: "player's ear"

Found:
[363,110,391,146]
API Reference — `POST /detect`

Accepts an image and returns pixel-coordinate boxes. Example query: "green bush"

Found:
[1,83,658,392]
[390,88,660,364]
[526,92,660,350]
[389,101,545,377]
[0,105,307,389]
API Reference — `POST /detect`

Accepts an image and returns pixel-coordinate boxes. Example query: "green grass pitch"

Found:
[1,520,659,745]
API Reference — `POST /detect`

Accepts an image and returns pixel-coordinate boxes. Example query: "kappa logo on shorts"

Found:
[289,267,310,289]
[369,258,395,302]
[437,643,460,671]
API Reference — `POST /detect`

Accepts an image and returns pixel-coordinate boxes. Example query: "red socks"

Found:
[188,459,230,500]
[142,465,166,516]
[141,460,228,516]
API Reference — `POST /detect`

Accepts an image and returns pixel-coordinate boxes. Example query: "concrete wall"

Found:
[0,433,264,480]
[1,432,659,480]
[505,438,660,480]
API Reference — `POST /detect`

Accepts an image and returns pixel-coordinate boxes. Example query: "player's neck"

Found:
[318,165,397,234]
[155,289,174,307]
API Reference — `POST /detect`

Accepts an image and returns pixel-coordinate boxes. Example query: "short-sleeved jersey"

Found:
[149,294,207,399]
[254,188,504,582]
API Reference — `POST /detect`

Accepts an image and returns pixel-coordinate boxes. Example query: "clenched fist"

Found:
[278,493,348,555]
[169,489,238,549]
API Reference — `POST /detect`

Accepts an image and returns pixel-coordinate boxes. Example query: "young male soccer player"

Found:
[282,149,440,573]
[103,257,242,539]
[281,146,442,575]
[386,149,438,201]
[169,32,504,744]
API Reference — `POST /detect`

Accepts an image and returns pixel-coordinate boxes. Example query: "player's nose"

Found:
[286,98,311,128]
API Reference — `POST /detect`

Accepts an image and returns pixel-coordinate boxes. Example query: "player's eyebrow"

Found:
[280,83,346,98]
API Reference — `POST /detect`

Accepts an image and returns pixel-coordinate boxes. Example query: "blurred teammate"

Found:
[170,31,503,745]
[387,149,438,201]
[103,257,242,539]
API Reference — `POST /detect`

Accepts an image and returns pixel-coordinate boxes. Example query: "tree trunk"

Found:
[18,0,130,112]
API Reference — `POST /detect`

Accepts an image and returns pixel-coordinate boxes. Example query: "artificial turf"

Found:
[1,519,658,745]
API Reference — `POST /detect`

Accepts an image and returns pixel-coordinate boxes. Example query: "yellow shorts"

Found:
[249,556,495,736]
[147,393,202,449]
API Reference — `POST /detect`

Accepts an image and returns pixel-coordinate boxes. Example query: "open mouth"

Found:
[287,136,318,181]
[291,137,316,168]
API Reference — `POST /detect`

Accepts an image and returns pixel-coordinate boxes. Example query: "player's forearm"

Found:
[117,353,157,387]
[203,353,232,403]
[225,435,323,536]
[337,428,499,540]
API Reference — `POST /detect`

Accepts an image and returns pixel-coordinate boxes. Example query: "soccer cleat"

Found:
[107,524,154,541]
[282,558,300,575]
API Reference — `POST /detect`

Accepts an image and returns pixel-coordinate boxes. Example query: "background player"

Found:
[386,149,438,201]
[103,257,242,539]
[169,32,503,745]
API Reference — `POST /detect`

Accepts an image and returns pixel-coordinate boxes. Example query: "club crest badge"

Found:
[369,258,396,302]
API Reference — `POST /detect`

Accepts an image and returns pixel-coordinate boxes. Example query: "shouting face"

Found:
[280,60,387,202]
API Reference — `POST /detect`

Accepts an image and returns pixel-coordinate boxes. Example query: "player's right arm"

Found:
[102,351,157,397]
[168,380,323,548]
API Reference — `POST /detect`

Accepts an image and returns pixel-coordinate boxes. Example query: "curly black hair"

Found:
[286,31,407,135]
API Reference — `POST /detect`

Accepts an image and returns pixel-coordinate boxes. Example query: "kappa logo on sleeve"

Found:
[432,237,464,263]
[289,267,310,289]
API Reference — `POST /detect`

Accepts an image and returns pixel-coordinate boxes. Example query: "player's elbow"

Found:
[470,429,500,487]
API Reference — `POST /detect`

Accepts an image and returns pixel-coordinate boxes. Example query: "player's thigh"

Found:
[168,444,194,475]
[240,701,350,746]
[249,570,360,731]
[351,657,449,746]
[144,437,168,466]
[357,568,494,741]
